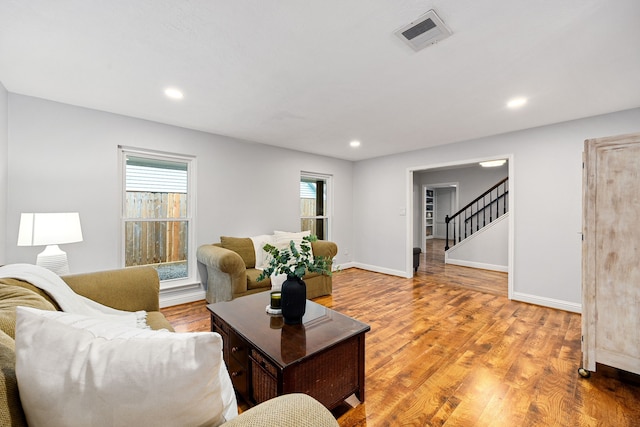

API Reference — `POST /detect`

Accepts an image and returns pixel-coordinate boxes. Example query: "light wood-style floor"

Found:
[163,239,640,426]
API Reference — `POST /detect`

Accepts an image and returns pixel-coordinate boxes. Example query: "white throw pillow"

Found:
[272,230,313,258]
[273,230,311,239]
[15,306,237,427]
[250,234,273,269]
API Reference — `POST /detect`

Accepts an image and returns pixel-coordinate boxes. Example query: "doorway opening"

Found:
[422,183,458,252]
[407,156,513,299]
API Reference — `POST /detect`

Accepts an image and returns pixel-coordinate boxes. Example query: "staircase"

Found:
[445,177,508,250]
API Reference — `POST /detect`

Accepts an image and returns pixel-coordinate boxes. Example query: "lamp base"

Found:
[36,245,70,275]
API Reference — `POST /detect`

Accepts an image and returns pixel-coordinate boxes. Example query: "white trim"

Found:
[351,262,410,278]
[511,291,581,314]
[406,154,515,299]
[118,146,197,290]
[300,171,333,241]
[406,170,415,276]
[422,185,433,246]
[507,157,514,300]
[333,262,356,271]
[422,181,459,248]
[444,259,508,272]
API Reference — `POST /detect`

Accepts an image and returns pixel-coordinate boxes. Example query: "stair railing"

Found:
[445,177,508,250]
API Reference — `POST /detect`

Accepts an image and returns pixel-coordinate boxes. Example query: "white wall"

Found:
[354,108,640,311]
[6,95,354,280]
[0,82,7,264]
[418,164,508,207]
[446,213,509,271]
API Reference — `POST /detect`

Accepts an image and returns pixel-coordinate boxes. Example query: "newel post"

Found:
[445,215,450,250]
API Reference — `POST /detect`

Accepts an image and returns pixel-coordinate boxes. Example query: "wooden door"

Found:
[582,132,640,375]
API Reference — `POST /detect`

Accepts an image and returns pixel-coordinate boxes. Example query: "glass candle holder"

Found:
[270,291,282,310]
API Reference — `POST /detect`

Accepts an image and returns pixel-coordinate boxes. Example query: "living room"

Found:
[1,1,639,425]
[4,85,640,312]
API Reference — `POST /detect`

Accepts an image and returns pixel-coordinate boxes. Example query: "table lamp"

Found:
[17,212,83,275]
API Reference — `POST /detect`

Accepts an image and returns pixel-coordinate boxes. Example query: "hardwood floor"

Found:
[162,239,640,426]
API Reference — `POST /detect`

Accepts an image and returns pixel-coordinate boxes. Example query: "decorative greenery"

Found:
[257,235,332,281]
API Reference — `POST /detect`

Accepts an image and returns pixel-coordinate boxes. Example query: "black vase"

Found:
[281,275,307,325]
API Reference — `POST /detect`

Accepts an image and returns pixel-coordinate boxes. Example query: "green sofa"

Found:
[0,266,338,427]
[197,238,338,303]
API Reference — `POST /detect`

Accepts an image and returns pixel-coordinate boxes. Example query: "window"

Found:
[120,147,195,286]
[300,173,331,240]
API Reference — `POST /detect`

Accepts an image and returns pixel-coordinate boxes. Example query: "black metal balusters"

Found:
[444,177,509,251]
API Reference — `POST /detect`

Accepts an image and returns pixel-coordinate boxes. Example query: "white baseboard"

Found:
[445,258,508,273]
[334,262,357,271]
[351,262,411,278]
[511,291,581,313]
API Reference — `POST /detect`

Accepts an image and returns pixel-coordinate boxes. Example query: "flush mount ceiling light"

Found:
[507,97,527,109]
[480,159,507,168]
[350,140,361,148]
[164,87,184,100]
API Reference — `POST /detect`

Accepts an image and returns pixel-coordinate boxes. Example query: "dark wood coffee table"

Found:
[207,292,370,409]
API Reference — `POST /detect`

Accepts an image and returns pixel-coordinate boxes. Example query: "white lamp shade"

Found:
[18,213,83,246]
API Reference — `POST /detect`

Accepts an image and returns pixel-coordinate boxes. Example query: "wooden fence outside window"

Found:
[125,192,187,267]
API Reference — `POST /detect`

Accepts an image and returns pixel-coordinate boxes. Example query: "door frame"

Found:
[406,154,514,300]
[422,183,459,251]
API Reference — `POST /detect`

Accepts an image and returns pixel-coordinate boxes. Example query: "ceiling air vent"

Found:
[394,10,452,52]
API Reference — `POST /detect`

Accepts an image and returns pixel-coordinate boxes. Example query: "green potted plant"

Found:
[257,235,331,324]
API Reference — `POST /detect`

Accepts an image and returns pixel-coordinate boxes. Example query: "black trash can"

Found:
[413,247,421,273]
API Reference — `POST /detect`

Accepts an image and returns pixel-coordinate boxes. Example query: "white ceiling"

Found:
[1,0,639,161]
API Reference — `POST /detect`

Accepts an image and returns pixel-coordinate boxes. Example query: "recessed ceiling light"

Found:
[164,87,184,100]
[480,159,507,168]
[350,140,361,148]
[507,97,527,109]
